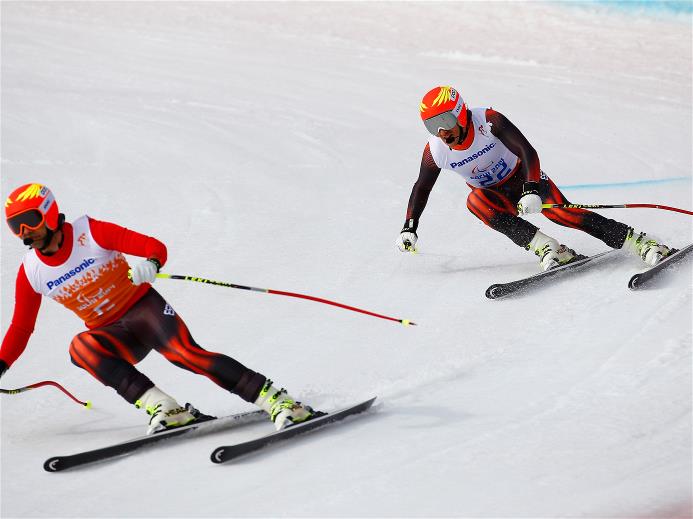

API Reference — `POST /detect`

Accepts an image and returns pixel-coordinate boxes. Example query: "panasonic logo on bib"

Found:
[47,258,96,290]
[450,142,496,169]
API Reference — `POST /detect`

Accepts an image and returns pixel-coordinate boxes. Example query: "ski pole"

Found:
[155,273,417,326]
[541,203,693,216]
[0,380,92,408]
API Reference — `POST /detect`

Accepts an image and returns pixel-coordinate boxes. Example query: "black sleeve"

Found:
[404,143,441,232]
[487,109,540,183]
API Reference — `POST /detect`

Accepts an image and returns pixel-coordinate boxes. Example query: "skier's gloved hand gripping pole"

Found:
[129,268,417,327]
[541,202,693,216]
[0,361,92,408]
[396,224,418,254]
[517,182,543,216]
[396,232,418,253]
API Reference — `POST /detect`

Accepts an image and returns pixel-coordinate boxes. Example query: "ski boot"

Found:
[135,386,197,435]
[527,230,585,271]
[622,228,672,266]
[254,379,322,430]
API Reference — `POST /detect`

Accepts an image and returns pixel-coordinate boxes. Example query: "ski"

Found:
[628,243,693,290]
[210,397,376,464]
[485,249,619,300]
[43,409,266,472]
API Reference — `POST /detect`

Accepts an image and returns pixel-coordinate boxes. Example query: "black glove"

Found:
[521,181,540,197]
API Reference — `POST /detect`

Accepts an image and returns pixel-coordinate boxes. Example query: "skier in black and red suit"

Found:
[397,85,672,271]
[0,183,319,434]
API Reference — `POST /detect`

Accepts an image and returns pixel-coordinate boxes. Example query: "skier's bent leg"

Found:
[127,289,321,429]
[155,334,318,429]
[69,329,154,403]
[540,176,671,264]
[149,312,266,399]
[466,188,580,270]
[69,328,195,434]
[540,177,630,248]
[467,187,537,246]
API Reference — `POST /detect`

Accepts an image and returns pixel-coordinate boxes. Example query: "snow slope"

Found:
[1,2,691,517]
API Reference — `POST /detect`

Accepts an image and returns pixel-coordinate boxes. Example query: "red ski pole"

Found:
[0,380,92,408]
[155,273,417,326]
[541,203,693,216]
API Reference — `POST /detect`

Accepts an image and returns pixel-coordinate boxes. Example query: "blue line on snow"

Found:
[558,177,691,190]
[562,0,693,15]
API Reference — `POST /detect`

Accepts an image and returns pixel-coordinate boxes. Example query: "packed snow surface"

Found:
[1,2,691,517]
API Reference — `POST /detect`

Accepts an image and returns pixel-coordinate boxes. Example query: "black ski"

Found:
[210,397,376,464]
[44,409,266,472]
[485,249,619,300]
[628,243,693,290]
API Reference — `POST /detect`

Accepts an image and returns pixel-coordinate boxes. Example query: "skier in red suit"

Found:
[397,86,672,271]
[1,183,317,434]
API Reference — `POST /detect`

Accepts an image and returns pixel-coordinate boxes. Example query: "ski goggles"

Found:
[423,111,459,135]
[6,209,46,236]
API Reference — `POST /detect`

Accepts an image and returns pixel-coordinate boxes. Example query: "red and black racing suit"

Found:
[404,110,631,250]
[0,219,266,404]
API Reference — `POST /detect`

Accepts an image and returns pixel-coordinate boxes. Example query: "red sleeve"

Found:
[486,109,540,183]
[404,142,441,231]
[88,218,168,267]
[0,265,42,367]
